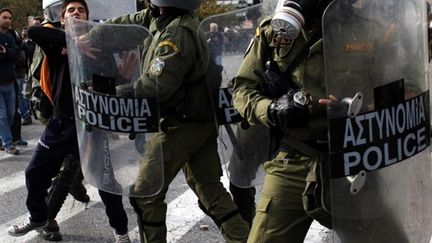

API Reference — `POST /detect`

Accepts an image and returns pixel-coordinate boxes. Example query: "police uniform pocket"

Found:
[302,159,332,229]
[256,196,272,213]
[249,196,272,241]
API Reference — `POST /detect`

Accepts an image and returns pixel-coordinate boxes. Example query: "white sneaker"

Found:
[114,232,131,243]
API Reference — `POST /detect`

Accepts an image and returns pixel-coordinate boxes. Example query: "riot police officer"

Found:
[103,0,250,242]
[233,0,333,242]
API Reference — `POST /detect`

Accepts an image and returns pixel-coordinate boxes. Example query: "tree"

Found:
[197,0,235,20]
[0,0,42,31]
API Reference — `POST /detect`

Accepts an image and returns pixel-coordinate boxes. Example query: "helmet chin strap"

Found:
[149,3,161,18]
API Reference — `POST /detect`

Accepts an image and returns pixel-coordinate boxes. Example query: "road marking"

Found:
[0,185,100,242]
[130,173,231,242]
[0,126,330,242]
[129,188,206,243]
[0,164,227,243]
[0,138,38,160]
[0,171,25,196]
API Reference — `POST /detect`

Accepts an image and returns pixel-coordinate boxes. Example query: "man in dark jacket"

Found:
[0,8,19,155]
[7,1,131,242]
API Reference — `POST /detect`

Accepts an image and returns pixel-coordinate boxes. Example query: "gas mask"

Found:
[271,0,332,39]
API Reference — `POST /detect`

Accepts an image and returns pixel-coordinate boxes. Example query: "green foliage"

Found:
[0,0,254,31]
[197,0,236,21]
[0,0,43,31]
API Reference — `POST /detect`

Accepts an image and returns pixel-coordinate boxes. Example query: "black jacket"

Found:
[0,31,19,84]
[28,25,74,118]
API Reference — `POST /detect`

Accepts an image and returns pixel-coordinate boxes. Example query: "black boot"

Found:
[38,219,62,241]
[229,182,256,227]
[129,194,145,243]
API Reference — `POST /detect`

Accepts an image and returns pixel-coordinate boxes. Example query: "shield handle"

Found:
[347,170,366,195]
[341,92,363,118]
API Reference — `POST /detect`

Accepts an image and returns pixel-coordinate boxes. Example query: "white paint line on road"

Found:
[0,182,211,243]
[0,140,330,243]
[129,188,205,243]
[166,189,203,242]
[0,138,38,160]
[130,173,230,242]
[0,166,222,243]
[0,171,25,196]
[0,185,100,242]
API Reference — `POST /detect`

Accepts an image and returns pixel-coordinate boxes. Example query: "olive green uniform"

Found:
[106,9,249,243]
[233,17,330,243]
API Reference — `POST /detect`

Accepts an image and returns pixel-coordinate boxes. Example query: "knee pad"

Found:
[197,200,241,228]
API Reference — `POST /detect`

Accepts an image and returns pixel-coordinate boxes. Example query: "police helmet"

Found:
[42,0,64,23]
[150,0,201,10]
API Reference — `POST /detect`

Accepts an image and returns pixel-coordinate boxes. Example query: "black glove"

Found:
[267,89,310,128]
[253,66,288,99]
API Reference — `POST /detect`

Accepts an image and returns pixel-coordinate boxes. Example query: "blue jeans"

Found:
[17,78,31,119]
[213,55,222,66]
[0,82,16,149]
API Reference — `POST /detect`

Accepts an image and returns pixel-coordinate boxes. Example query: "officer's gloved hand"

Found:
[267,89,310,128]
[253,60,288,98]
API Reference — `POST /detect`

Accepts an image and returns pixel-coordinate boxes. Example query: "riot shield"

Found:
[323,0,432,242]
[199,0,277,188]
[65,18,163,197]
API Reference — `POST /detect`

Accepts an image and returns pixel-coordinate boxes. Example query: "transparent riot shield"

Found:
[323,0,432,242]
[86,0,136,22]
[65,18,163,197]
[199,0,277,188]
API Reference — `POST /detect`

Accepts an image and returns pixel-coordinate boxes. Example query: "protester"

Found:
[7,2,130,242]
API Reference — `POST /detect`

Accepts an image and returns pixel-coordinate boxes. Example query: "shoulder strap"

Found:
[285,30,322,75]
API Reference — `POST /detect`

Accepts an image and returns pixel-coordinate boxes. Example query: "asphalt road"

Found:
[2,54,432,243]
[0,118,330,243]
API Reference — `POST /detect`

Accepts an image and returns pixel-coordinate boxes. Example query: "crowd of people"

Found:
[2,0,429,243]
[207,22,254,62]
